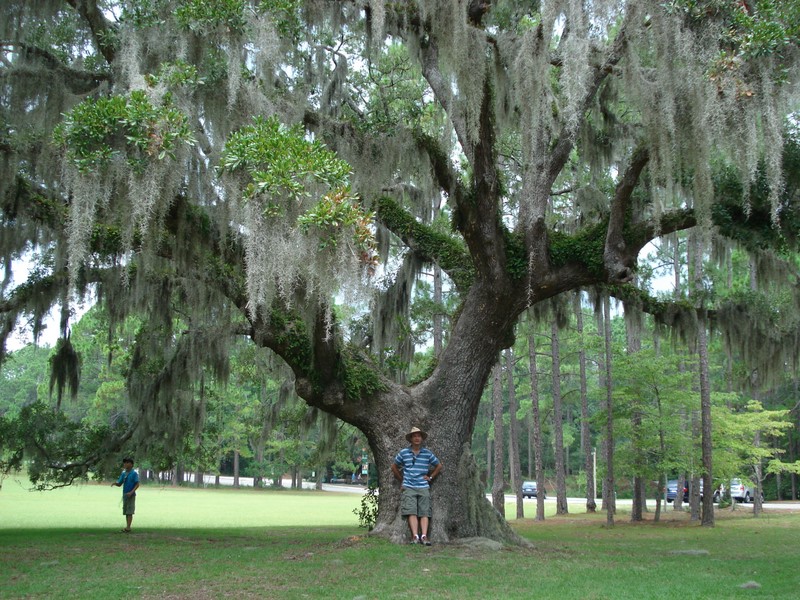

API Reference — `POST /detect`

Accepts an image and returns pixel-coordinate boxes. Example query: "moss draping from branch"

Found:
[267,307,316,384]
[375,196,475,290]
[48,335,81,410]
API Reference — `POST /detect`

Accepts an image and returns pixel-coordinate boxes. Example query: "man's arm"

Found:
[127,473,140,496]
[426,462,442,483]
[391,463,403,482]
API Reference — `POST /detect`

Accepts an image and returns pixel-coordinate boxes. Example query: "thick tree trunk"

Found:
[366,424,523,545]
[325,279,531,545]
[347,373,526,545]
[283,275,544,545]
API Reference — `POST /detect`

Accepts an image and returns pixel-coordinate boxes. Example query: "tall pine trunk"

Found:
[506,349,524,520]
[550,321,568,515]
[602,293,616,526]
[693,232,714,526]
[575,294,596,512]
[491,362,506,516]
[528,324,546,521]
[625,301,644,522]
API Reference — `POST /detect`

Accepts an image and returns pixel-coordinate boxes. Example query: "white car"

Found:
[729,478,762,503]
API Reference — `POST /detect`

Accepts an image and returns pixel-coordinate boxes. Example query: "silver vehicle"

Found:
[521,481,545,499]
[729,478,762,503]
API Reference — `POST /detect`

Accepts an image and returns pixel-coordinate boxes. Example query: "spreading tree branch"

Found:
[604,145,650,282]
[0,41,110,95]
[65,0,117,65]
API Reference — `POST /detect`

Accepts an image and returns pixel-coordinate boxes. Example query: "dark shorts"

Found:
[401,487,432,518]
[122,494,136,515]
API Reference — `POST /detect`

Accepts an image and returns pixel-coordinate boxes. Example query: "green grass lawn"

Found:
[2,477,799,599]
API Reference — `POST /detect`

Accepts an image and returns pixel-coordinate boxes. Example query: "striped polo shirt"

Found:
[394,446,440,489]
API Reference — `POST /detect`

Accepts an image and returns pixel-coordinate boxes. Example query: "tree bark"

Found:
[528,324,546,521]
[695,234,715,527]
[625,300,644,522]
[753,429,763,517]
[602,294,616,526]
[491,362,505,517]
[506,349,524,520]
[433,264,443,358]
[575,294,596,513]
[689,414,700,521]
[550,321,568,515]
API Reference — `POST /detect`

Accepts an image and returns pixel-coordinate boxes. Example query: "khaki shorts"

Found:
[401,487,432,518]
[122,494,136,515]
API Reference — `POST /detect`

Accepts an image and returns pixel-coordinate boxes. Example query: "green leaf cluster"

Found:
[220,116,351,209]
[548,223,607,276]
[144,60,203,88]
[254,0,303,42]
[54,91,195,173]
[175,0,247,34]
[120,0,170,28]
[725,0,800,60]
[669,1,800,88]
[0,401,122,490]
[339,345,387,402]
[297,189,377,264]
[353,485,379,529]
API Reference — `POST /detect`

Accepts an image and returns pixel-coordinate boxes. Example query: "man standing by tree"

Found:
[391,427,442,545]
[112,458,140,533]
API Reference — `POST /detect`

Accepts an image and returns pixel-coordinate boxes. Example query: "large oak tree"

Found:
[2,1,799,543]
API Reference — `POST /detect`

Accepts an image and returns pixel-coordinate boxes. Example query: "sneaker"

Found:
[410,536,420,545]
[421,535,431,546]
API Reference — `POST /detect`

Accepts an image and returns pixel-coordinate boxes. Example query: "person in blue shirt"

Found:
[391,426,442,545]
[111,457,140,532]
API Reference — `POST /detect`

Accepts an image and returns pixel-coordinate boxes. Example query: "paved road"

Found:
[511,495,800,511]
[196,476,800,510]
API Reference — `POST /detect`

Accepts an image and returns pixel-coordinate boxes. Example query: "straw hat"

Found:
[405,426,428,442]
